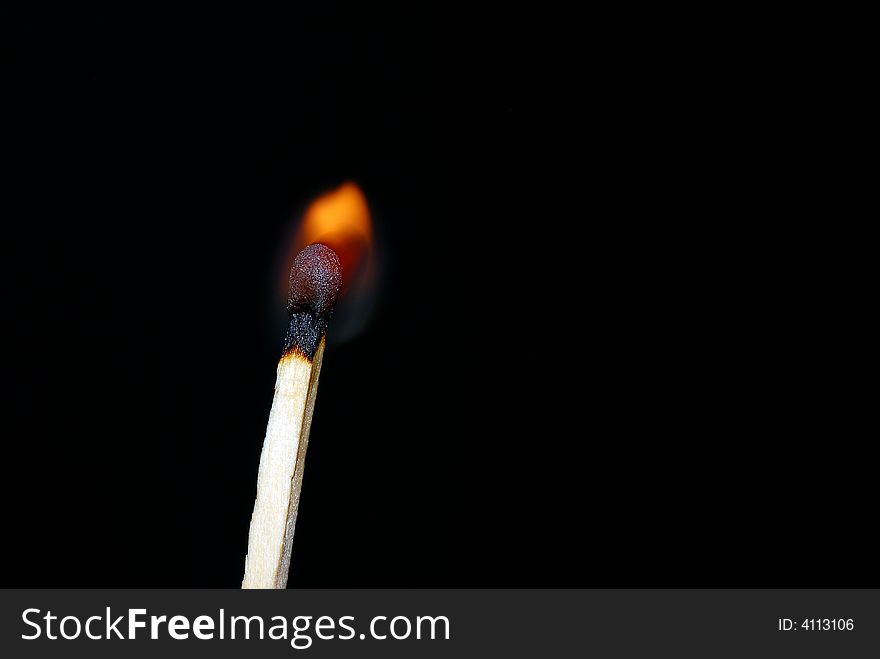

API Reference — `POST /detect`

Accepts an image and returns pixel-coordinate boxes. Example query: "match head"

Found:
[287,243,343,317]
[283,244,342,360]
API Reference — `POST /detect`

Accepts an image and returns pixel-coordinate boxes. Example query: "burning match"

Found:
[242,243,342,589]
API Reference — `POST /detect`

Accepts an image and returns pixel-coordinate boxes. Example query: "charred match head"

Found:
[287,243,342,317]
[283,243,342,360]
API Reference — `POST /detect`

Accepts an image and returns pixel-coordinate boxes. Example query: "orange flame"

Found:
[291,182,373,294]
[278,181,379,343]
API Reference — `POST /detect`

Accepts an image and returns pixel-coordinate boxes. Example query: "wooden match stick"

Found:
[242,243,342,589]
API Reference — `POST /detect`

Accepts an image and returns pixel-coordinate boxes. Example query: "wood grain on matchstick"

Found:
[242,339,325,589]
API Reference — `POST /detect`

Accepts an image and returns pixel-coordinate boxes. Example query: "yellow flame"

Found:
[296,181,372,253]
[288,182,374,298]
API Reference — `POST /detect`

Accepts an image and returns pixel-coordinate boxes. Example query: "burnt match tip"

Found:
[283,243,342,360]
[287,243,342,319]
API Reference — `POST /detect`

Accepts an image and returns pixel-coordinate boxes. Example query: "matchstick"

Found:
[242,243,342,589]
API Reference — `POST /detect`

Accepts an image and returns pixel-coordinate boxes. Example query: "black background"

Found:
[3,7,872,587]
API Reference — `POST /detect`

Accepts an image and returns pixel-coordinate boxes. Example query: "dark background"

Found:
[2,7,872,587]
